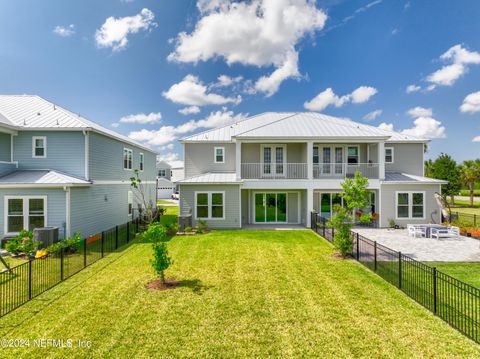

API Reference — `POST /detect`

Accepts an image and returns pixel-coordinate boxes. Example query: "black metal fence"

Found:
[311,212,480,344]
[0,218,143,318]
[452,211,479,228]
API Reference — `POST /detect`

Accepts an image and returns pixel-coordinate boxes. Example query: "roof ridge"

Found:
[233,112,300,137]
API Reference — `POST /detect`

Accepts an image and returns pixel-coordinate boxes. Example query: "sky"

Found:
[0,0,480,167]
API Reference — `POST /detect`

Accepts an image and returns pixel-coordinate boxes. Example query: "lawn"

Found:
[159,205,179,226]
[0,230,479,358]
[429,262,480,288]
[157,199,175,205]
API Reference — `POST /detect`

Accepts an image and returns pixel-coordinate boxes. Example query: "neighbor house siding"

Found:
[287,192,299,223]
[0,163,16,177]
[179,184,240,228]
[184,143,236,178]
[0,188,66,238]
[385,143,424,176]
[13,131,85,178]
[0,133,11,162]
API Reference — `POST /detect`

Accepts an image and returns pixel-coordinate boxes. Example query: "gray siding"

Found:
[385,143,424,176]
[13,131,86,178]
[241,189,248,224]
[184,143,236,178]
[0,133,11,162]
[0,188,66,238]
[89,132,157,181]
[70,183,156,237]
[380,183,442,227]
[0,163,16,177]
[287,192,299,223]
[179,184,240,229]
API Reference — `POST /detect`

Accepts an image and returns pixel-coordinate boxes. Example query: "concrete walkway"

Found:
[354,228,480,262]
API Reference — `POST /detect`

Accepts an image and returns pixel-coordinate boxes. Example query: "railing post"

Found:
[398,251,402,289]
[60,247,64,281]
[433,267,437,314]
[28,259,32,300]
[356,232,360,260]
[83,238,87,268]
[127,222,130,243]
[101,231,104,258]
[115,225,119,249]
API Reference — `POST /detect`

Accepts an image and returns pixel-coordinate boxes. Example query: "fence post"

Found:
[83,238,87,268]
[433,267,437,314]
[322,218,326,237]
[127,222,130,243]
[60,247,64,281]
[356,232,360,260]
[475,214,477,227]
[115,225,119,250]
[374,241,377,271]
[331,227,334,241]
[101,231,104,258]
[398,251,402,289]
[28,259,32,300]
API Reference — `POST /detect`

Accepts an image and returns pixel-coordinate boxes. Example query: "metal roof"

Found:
[178,172,240,184]
[383,172,447,184]
[0,170,91,187]
[181,112,427,143]
[0,95,156,153]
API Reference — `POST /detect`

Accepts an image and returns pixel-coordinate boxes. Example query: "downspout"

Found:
[64,186,71,239]
[83,130,89,181]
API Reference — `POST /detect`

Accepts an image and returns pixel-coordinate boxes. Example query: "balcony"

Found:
[313,163,379,179]
[241,163,307,179]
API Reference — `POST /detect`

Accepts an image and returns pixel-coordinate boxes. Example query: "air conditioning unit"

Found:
[33,227,59,248]
[178,215,192,232]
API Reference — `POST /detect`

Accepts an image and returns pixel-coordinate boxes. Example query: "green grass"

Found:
[0,230,478,358]
[159,205,179,226]
[429,262,480,288]
[157,199,174,205]
[2,256,28,268]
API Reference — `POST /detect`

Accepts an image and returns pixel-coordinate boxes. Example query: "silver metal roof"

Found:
[0,95,156,153]
[383,172,447,184]
[0,170,91,186]
[181,112,427,143]
[178,172,240,184]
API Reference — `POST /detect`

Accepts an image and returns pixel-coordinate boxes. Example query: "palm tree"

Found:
[460,160,480,206]
[424,159,434,177]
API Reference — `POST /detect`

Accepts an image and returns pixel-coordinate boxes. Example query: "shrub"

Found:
[388,219,396,228]
[196,220,208,234]
[143,223,168,243]
[46,232,82,255]
[6,230,40,255]
[184,226,193,233]
[328,206,353,257]
[165,222,179,236]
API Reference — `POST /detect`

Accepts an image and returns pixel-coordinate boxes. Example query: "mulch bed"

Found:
[145,278,180,291]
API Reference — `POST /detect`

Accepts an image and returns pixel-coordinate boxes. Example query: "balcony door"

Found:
[334,147,344,175]
[261,145,286,177]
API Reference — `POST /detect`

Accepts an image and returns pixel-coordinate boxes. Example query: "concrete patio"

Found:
[353,228,480,262]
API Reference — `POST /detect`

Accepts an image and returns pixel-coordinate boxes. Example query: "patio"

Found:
[353,228,480,262]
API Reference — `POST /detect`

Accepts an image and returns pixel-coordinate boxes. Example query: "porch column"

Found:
[378,141,385,180]
[307,141,314,180]
[306,188,314,227]
[236,140,242,180]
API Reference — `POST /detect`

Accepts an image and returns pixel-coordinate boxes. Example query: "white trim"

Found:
[238,187,242,228]
[4,195,48,235]
[395,191,426,220]
[65,188,71,238]
[385,147,394,164]
[139,152,144,172]
[214,146,225,164]
[10,134,13,162]
[194,191,226,220]
[0,183,90,189]
[84,131,89,180]
[123,148,133,170]
[32,136,47,158]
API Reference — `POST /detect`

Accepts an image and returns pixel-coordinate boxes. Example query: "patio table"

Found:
[418,224,446,238]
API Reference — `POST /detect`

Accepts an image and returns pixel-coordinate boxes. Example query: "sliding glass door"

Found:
[255,193,287,223]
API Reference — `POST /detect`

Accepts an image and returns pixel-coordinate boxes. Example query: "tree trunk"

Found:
[470,181,475,207]
[450,195,455,205]
[159,271,165,286]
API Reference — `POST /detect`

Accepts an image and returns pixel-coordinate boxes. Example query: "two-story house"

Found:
[156,160,176,198]
[177,112,446,229]
[0,95,157,239]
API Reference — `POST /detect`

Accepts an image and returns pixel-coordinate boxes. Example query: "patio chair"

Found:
[431,226,460,239]
[408,225,426,238]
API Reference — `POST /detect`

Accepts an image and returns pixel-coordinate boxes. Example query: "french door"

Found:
[320,146,344,176]
[255,193,287,223]
[262,145,285,177]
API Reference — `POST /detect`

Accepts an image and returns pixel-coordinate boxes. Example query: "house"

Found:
[177,112,446,229]
[156,161,176,199]
[170,166,184,188]
[0,95,157,240]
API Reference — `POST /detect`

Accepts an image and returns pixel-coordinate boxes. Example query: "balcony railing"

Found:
[313,163,379,179]
[241,163,308,179]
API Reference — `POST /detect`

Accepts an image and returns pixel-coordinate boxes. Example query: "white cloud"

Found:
[119,112,162,124]
[178,106,201,115]
[363,109,382,121]
[304,86,377,111]
[406,84,421,94]
[407,106,433,118]
[427,44,480,87]
[95,8,156,51]
[378,122,394,131]
[53,24,75,37]
[111,123,119,128]
[460,91,480,114]
[401,117,446,139]
[168,0,327,96]
[212,75,243,88]
[473,136,480,142]
[163,75,241,106]
[157,152,184,168]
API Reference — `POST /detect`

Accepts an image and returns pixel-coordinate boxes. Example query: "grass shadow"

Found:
[178,279,212,295]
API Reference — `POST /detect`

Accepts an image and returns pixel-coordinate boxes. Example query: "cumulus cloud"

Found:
[163,75,241,106]
[53,24,75,37]
[363,109,382,121]
[473,136,480,142]
[406,84,421,94]
[304,86,377,111]
[378,122,394,131]
[380,108,446,139]
[119,112,162,124]
[178,106,201,115]
[212,75,244,88]
[407,106,433,118]
[157,152,184,168]
[460,91,480,114]
[168,0,327,96]
[427,44,480,87]
[95,8,156,51]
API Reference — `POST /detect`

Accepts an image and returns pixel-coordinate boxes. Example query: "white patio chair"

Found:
[407,224,416,237]
[413,226,427,238]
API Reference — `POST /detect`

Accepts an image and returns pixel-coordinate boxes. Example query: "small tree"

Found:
[460,160,480,206]
[144,223,172,286]
[130,169,158,224]
[431,153,462,204]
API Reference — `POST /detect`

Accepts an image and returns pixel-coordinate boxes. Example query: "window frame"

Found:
[128,191,133,216]
[4,195,47,235]
[385,147,394,164]
[158,169,166,177]
[32,136,47,158]
[123,148,133,170]
[347,145,360,166]
[139,152,144,171]
[214,146,225,164]
[395,191,425,220]
[194,191,225,220]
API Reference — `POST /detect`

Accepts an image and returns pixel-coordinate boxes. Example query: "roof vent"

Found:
[23,119,26,125]
[37,112,41,116]
[56,119,60,126]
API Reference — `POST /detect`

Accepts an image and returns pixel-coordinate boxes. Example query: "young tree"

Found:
[431,153,462,204]
[460,160,480,206]
[130,169,158,225]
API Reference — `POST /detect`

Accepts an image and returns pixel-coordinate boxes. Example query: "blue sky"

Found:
[0,0,479,166]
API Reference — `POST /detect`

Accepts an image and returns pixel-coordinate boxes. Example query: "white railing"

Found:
[241,163,308,179]
[313,163,379,179]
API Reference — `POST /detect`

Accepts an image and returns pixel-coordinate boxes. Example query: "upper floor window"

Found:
[385,147,394,163]
[347,146,359,165]
[32,136,47,158]
[139,153,144,171]
[158,169,166,177]
[214,147,225,163]
[313,146,319,164]
[123,148,133,170]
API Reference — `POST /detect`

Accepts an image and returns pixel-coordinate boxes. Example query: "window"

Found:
[385,147,394,163]
[5,196,46,234]
[123,148,133,170]
[396,192,424,219]
[195,192,225,219]
[128,191,133,215]
[139,153,144,171]
[214,147,225,163]
[347,146,359,165]
[313,146,319,164]
[158,169,166,177]
[32,136,46,158]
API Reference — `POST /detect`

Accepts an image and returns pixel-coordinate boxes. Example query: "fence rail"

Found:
[311,212,480,344]
[0,218,143,318]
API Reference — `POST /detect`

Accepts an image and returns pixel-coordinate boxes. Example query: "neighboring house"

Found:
[170,166,184,190]
[156,161,175,199]
[0,95,157,239]
[178,112,446,229]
